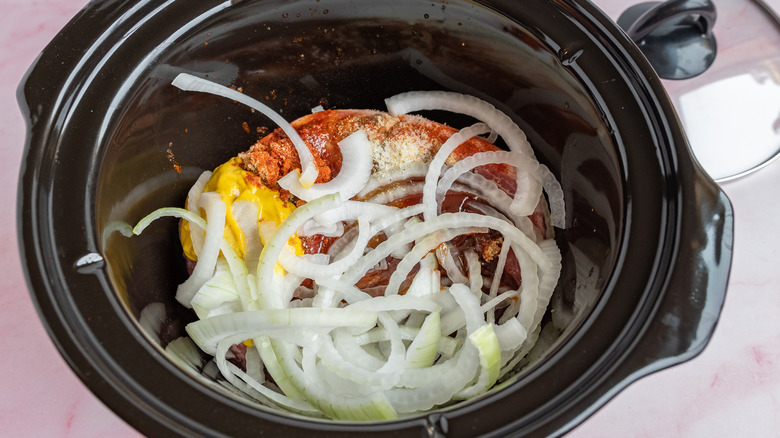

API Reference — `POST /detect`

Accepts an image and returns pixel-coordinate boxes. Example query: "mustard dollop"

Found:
[180,157,301,260]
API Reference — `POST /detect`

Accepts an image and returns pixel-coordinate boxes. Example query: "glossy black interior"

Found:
[17,0,733,437]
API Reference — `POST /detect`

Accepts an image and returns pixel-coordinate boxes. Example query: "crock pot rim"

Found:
[16,0,733,437]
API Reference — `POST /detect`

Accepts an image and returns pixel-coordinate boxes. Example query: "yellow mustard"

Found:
[180,157,302,260]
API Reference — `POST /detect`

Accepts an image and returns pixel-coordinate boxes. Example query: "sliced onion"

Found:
[497,292,521,325]
[385,343,479,413]
[333,328,386,371]
[342,212,551,286]
[357,162,429,198]
[298,201,397,238]
[375,313,406,376]
[385,227,487,296]
[278,130,373,201]
[214,335,322,416]
[190,259,241,320]
[219,239,254,310]
[405,253,440,298]
[309,276,373,304]
[450,171,537,239]
[172,73,318,187]
[132,207,206,236]
[440,289,518,337]
[138,302,165,340]
[280,216,372,281]
[255,335,304,399]
[421,122,490,221]
[486,234,510,324]
[255,194,342,309]
[533,239,563,332]
[306,201,398,230]
[272,339,398,420]
[539,164,566,229]
[299,220,344,238]
[514,246,540,333]
[352,315,457,362]
[482,290,519,315]
[231,201,263,272]
[228,359,322,416]
[464,250,483,298]
[164,337,204,371]
[493,316,527,352]
[448,283,484,335]
[362,180,424,205]
[436,242,469,286]
[346,295,441,314]
[454,323,501,400]
[317,331,400,388]
[436,150,542,217]
[368,204,426,237]
[176,193,226,307]
[280,269,306,306]
[311,286,343,309]
[185,170,212,256]
[326,225,361,259]
[186,307,377,354]
[385,90,535,158]
[315,356,383,398]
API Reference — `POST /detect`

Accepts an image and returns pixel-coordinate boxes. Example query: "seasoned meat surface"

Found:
[240,109,514,189]
[238,109,550,294]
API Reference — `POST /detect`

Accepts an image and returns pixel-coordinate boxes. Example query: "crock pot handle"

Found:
[617,0,717,80]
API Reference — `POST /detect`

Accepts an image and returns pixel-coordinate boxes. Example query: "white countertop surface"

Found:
[1,0,779,436]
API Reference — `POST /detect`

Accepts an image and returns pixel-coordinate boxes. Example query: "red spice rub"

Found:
[238,109,518,192]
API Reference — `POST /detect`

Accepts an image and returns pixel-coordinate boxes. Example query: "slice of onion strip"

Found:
[539,163,566,228]
[272,339,398,420]
[279,216,372,280]
[385,227,487,296]
[404,310,441,369]
[279,130,373,201]
[447,171,537,239]
[386,342,479,413]
[314,201,398,228]
[255,194,342,309]
[421,122,490,221]
[172,73,318,187]
[317,331,399,388]
[178,193,226,307]
[385,90,535,158]
[357,162,429,198]
[486,234,511,324]
[186,307,377,355]
[437,150,542,217]
[185,170,212,257]
[342,212,551,286]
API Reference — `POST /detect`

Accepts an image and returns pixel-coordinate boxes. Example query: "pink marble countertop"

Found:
[2,0,779,436]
